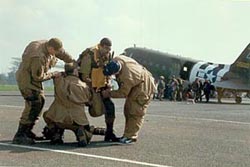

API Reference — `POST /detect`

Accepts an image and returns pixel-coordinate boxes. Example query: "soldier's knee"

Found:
[28,94,45,122]
[28,99,43,122]
[103,98,115,110]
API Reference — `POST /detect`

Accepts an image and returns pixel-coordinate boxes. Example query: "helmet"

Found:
[64,62,77,73]
[103,60,121,76]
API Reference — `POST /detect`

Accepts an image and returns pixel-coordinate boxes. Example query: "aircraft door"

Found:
[180,61,196,80]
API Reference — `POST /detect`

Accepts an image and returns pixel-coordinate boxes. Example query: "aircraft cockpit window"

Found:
[183,67,188,72]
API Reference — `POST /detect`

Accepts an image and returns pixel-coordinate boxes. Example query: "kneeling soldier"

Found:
[43,63,93,147]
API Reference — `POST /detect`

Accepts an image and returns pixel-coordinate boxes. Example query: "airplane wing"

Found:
[213,79,250,91]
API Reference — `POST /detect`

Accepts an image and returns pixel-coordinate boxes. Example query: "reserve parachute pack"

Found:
[88,89,106,117]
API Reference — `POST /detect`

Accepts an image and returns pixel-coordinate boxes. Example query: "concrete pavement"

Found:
[0,92,250,167]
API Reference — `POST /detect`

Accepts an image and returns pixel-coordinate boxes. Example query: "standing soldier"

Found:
[203,79,211,103]
[191,78,201,102]
[13,38,75,144]
[169,75,179,101]
[102,55,156,144]
[157,76,165,101]
[176,77,184,101]
[77,38,119,142]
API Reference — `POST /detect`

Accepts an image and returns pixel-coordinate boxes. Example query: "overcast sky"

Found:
[0,0,249,73]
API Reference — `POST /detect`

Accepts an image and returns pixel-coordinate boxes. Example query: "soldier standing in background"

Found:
[169,75,179,101]
[102,55,156,144]
[203,79,211,103]
[157,76,165,101]
[77,38,119,142]
[176,77,184,101]
[192,78,201,102]
[13,38,75,144]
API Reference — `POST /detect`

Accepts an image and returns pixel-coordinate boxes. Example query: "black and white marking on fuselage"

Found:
[189,61,231,83]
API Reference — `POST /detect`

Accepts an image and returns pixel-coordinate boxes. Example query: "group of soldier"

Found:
[155,75,213,103]
[155,75,184,101]
[12,37,156,147]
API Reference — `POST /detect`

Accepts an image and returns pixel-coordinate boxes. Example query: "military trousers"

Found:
[19,89,45,125]
[123,97,150,139]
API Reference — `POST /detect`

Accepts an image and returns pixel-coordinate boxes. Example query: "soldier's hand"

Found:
[106,84,112,91]
[85,77,92,83]
[61,72,66,77]
[52,71,62,78]
[102,90,111,98]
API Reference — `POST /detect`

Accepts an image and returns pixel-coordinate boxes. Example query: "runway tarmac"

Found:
[0,91,250,167]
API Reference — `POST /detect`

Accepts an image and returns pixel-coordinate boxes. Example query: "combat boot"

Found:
[12,123,35,145]
[119,137,137,144]
[42,126,55,140]
[26,123,45,141]
[104,131,120,142]
[93,126,106,135]
[104,120,119,142]
[75,126,92,147]
[50,128,64,145]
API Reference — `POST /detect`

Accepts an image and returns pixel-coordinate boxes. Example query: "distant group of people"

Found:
[154,75,184,101]
[13,37,156,147]
[190,78,213,103]
[154,75,214,103]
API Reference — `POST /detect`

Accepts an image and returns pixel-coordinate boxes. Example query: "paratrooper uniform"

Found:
[43,65,93,146]
[13,40,74,144]
[107,56,156,142]
[77,44,117,141]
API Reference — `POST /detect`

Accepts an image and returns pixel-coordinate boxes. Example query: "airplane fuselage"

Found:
[123,45,250,103]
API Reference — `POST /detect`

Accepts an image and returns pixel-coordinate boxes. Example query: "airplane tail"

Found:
[231,43,250,68]
[225,43,250,84]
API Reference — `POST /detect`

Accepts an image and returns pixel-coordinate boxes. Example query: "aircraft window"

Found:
[183,66,188,71]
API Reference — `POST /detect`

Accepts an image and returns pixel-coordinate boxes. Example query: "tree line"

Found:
[0,58,20,85]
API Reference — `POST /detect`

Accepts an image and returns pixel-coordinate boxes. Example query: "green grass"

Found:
[0,85,18,91]
[0,85,54,91]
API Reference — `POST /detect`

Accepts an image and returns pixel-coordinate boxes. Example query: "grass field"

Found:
[0,85,54,91]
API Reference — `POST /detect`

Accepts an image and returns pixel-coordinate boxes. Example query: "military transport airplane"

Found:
[123,44,250,104]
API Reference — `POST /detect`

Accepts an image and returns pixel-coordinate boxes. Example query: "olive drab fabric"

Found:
[110,55,156,139]
[78,45,110,90]
[88,91,105,117]
[43,75,91,126]
[19,91,45,125]
[78,42,118,142]
[16,40,74,125]
[16,40,74,92]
